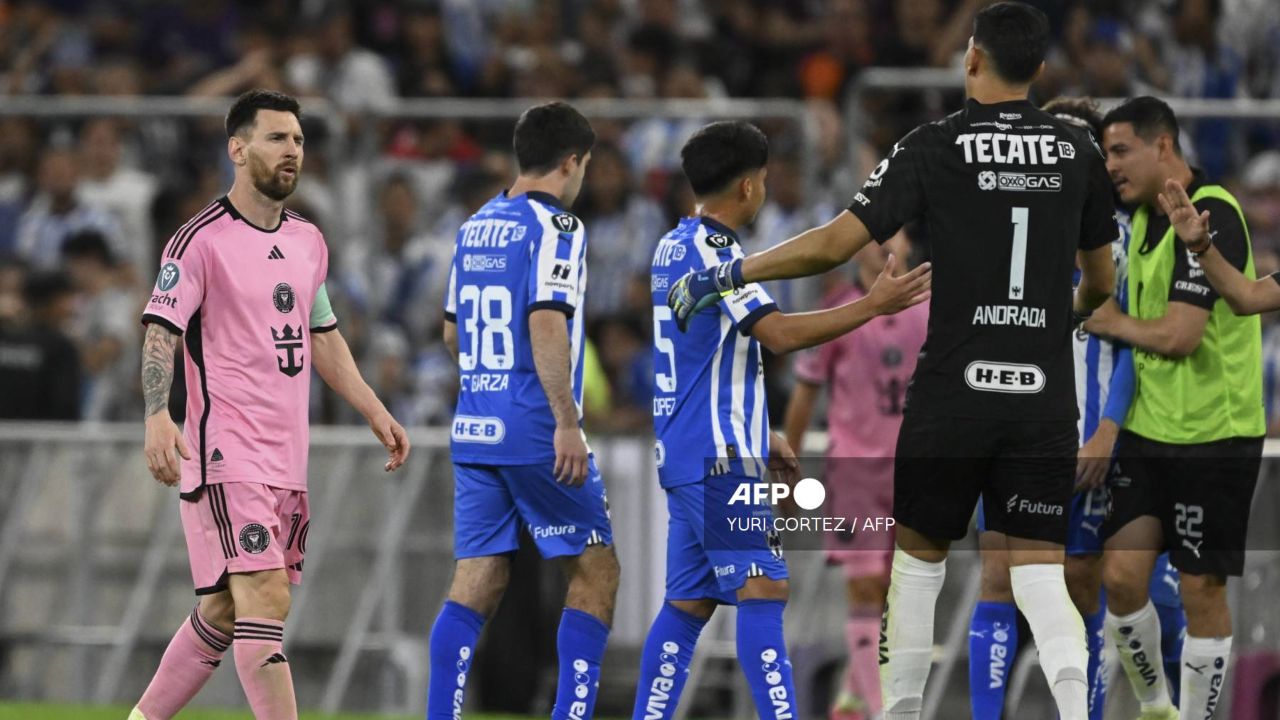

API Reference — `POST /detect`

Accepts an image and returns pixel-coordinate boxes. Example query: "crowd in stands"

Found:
[3,0,1280,433]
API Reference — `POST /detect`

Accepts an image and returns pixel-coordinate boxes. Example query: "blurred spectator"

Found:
[0,118,40,255]
[15,145,123,271]
[397,5,462,97]
[576,143,665,314]
[1240,150,1280,254]
[744,154,836,311]
[76,118,159,274]
[285,6,398,113]
[61,230,139,421]
[1139,0,1245,179]
[135,0,240,93]
[337,173,451,350]
[588,314,652,432]
[0,266,81,421]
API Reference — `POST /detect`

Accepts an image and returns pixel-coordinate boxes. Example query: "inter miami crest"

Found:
[240,523,270,554]
[272,324,305,377]
[273,283,295,314]
[705,233,733,249]
[551,213,579,232]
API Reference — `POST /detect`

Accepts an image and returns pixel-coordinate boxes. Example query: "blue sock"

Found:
[736,600,797,720]
[1155,602,1187,706]
[968,601,1018,720]
[1084,605,1107,720]
[427,600,485,720]
[631,602,708,720]
[552,608,611,720]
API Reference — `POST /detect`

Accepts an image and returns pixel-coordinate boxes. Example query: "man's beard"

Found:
[249,155,299,201]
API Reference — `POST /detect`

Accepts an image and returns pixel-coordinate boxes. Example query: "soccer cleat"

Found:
[127,708,149,720]
[829,691,868,720]
[1136,706,1179,720]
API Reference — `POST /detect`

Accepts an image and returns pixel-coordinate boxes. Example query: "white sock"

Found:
[1010,564,1089,720]
[1179,635,1231,720]
[880,549,946,720]
[1106,601,1171,710]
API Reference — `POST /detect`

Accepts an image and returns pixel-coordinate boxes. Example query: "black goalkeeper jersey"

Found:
[847,98,1117,422]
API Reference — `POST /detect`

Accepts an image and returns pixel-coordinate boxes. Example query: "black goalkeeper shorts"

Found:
[894,413,1077,544]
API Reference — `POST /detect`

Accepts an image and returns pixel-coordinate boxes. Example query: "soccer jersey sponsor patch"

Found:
[705,233,733,249]
[552,213,579,232]
[156,262,180,291]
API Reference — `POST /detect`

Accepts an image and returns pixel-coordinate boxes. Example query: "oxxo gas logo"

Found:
[728,477,826,510]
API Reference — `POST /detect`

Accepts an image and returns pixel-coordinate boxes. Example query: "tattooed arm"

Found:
[141,322,190,486]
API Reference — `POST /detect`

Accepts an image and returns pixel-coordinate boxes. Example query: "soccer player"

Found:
[666,5,1119,718]
[429,102,619,720]
[781,231,928,720]
[967,98,1186,720]
[1084,96,1263,720]
[634,121,930,720]
[130,90,410,720]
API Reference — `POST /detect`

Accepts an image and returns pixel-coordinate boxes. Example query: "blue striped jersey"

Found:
[445,190,588,464]
[651,216,779,488]
[1073,210,1131,443]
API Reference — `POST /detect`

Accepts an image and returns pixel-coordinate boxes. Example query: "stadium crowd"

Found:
[3,0,1280,431]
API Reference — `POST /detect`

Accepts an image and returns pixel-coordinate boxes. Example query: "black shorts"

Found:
[894,413,1077,543]
[1104,430,1262,577]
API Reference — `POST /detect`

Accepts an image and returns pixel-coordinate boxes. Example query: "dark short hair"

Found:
[973,2,1050,84]
[225,89,302,138]
[513,102,596,175]
[23,270,75,308]
[61,229,115,266]
[680,121,769,197]
[1101,95,1182,154]
[1042,96,1103,139]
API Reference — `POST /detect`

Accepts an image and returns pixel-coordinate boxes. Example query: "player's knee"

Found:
[447,557,511,616]
[1101,559,1147,611]
[669,598,718,621]
[1065,556,1103,615]
[232,572,291,621]
[198,591,236,633]
[738,576,789,602]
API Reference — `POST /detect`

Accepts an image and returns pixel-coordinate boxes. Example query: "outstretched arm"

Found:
[741,211,875,283]
[141,322,190,486]
[1160,177,1280,315]
[749,253,931,354]
[312,328,409,471]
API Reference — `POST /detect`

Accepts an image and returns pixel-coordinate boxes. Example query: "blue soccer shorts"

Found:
[664,477,788,605]
[452,458,613,559]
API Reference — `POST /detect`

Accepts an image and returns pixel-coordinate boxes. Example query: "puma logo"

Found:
[1182,538,1204,558]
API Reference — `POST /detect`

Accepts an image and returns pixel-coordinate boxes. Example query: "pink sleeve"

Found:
[141,240,208,335]
[793,340,834,386]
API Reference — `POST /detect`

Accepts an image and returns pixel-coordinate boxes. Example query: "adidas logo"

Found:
[261,652,288,667]
[210,448,224,462]
[268,246,285,260]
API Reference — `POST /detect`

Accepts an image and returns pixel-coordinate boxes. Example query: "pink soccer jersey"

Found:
[141,197,336,499]
[793,282,927,459]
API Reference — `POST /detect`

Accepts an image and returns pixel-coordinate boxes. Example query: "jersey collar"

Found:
[698,215,740,243]
[513,189,565,209]
[218,196,288,233]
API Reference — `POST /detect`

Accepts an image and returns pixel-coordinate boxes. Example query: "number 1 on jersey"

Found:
[1009,206,1028,300]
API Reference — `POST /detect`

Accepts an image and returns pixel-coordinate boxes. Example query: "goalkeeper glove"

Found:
[666,258,745,332]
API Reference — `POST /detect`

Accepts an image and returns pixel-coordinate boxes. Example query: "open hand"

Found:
[368,410,410,471]
[144,413,190,486]
[866,254,932,315]
[1157,178,1211,251]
